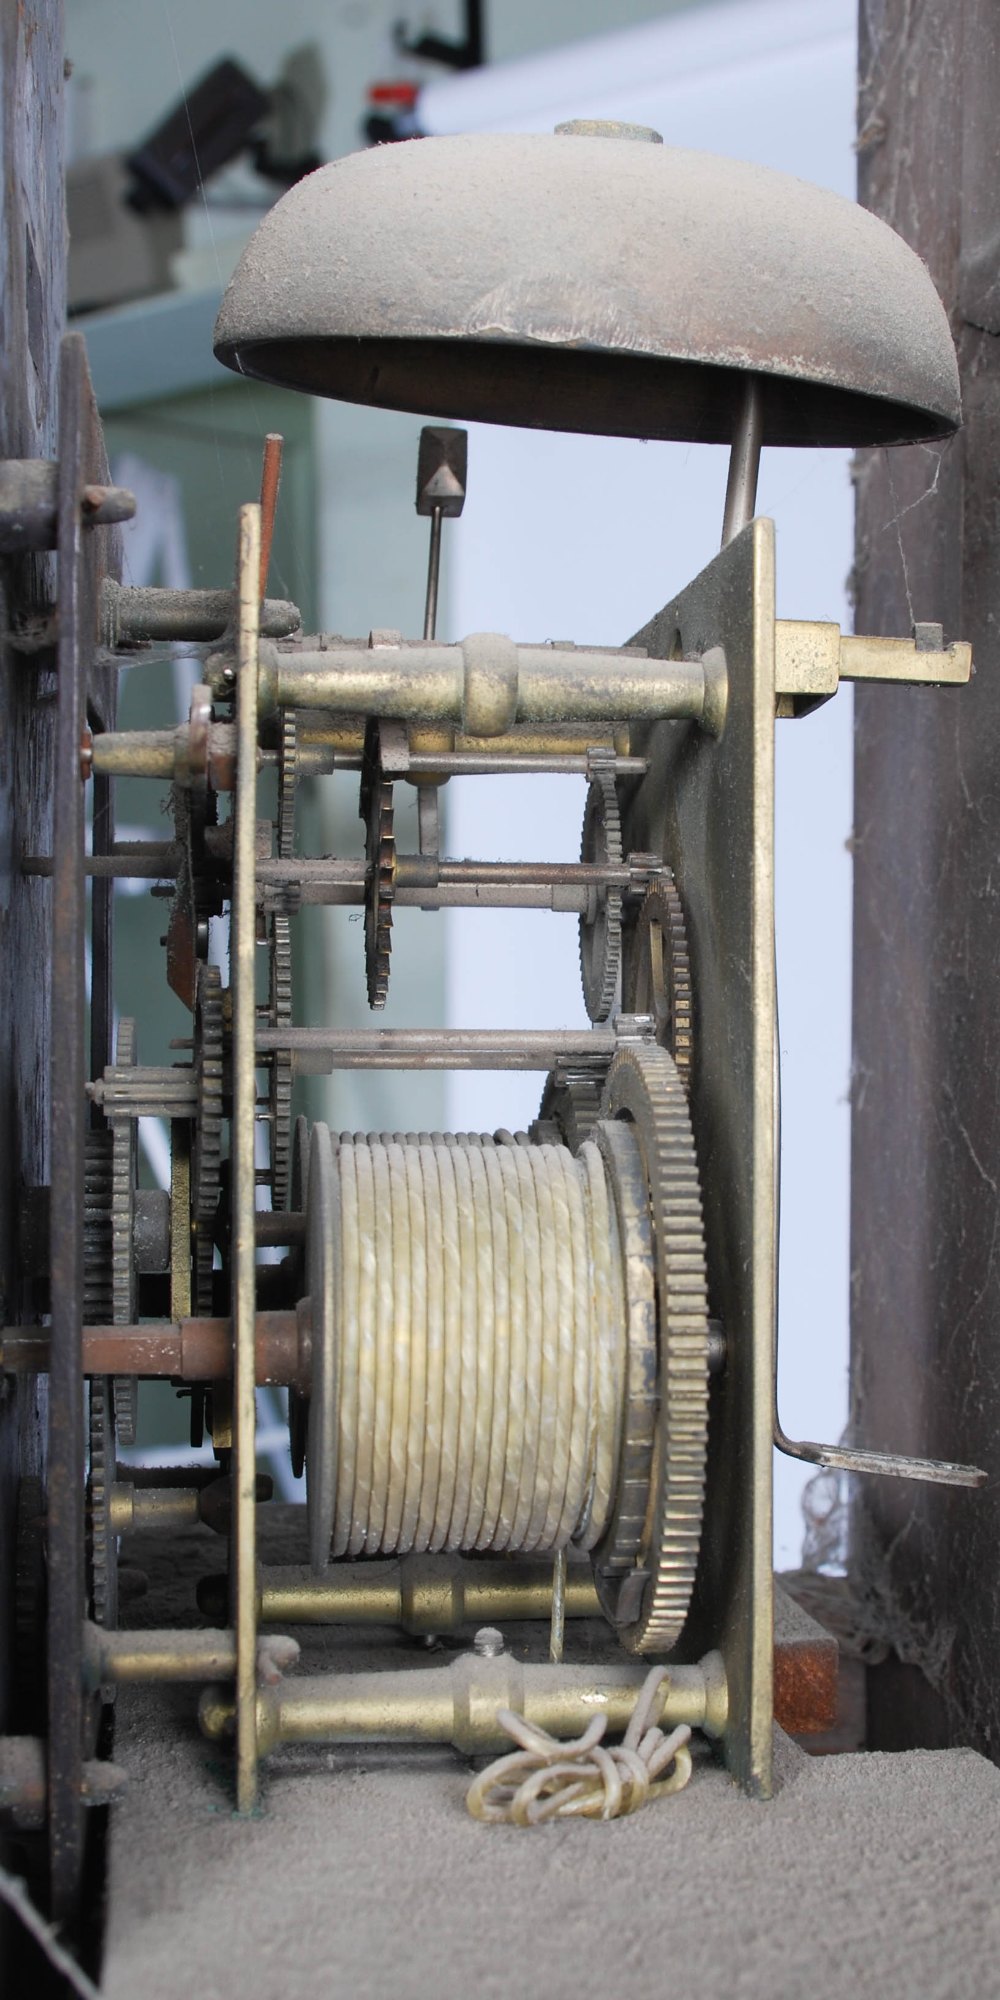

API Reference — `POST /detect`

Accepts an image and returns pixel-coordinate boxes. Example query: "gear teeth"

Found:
[269,712,299,1211]
[599,1042,710,1654]
[277,709,298,861]
[83,1129,114,1324]
[269,912,294,1211]
[360,720,396,1010]
[579,767,623,1022]
[193,964,225,1316]
[535,1072,606,1151]
[113,1377,137,1449]
[110,1018,137,1329]
[81,1021,142,1443]
[87,1376,118,1631]
[627,877,694,1088]
[85,1031,135,1597]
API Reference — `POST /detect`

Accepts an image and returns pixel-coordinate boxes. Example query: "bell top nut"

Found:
[416,426,467,519]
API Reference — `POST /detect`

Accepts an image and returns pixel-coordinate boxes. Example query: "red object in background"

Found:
[367,82,421,107]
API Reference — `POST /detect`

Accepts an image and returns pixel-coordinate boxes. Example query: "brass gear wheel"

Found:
[83,1128,114,1325]
[360,719,395,1009]
[595,1042,710,1655]
[269,710,297,1208]
[83,1022,140,1440]
[277,707,299,860]
[579,765,623,1022]
[87,1375,118,1632]
[534,1071,605,1151]
[192,963,225,1315]
[110,1018,138,1444]
[625,877,694,1088]
[269,915,294,1211]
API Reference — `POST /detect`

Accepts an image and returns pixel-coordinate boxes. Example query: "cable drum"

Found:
[305,1126,636,1569]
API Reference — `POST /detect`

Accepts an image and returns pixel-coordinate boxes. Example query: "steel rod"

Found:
[253,1027,620,1070]
[258,882,612,912]
[256,853,643,913]
[434,859,634,886]
[549,1549,568,1663]
[403,749,648,776]
[256,858,635,891]
[721,375,764,547]
[388,884,597,911]
[23,849,181,879]
[423,503,443,641]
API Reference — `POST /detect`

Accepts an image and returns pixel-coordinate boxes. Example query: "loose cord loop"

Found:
[466,1666,693,1824]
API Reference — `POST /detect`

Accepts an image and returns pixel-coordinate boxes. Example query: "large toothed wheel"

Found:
[110,1018,139,1442]
[192,963,224,1315]
[269,709,299,1208]
[594,1042,710,1654]
[84,1021,140,1442]
[269,914,294,1211]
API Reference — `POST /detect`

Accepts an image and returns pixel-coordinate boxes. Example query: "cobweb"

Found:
[800,1462,850,1574]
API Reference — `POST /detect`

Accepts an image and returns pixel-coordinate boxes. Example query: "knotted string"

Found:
[466,1666,693,1824]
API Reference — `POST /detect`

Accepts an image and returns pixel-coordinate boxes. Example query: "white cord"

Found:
[323,1133,627,1558]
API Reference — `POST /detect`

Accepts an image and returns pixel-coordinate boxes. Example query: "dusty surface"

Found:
[100,1516,1000,2000]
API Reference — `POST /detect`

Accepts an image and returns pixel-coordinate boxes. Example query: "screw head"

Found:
[473,1626,504,1658]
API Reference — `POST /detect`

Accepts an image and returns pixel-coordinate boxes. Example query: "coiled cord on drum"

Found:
[310,1129,629,1562]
